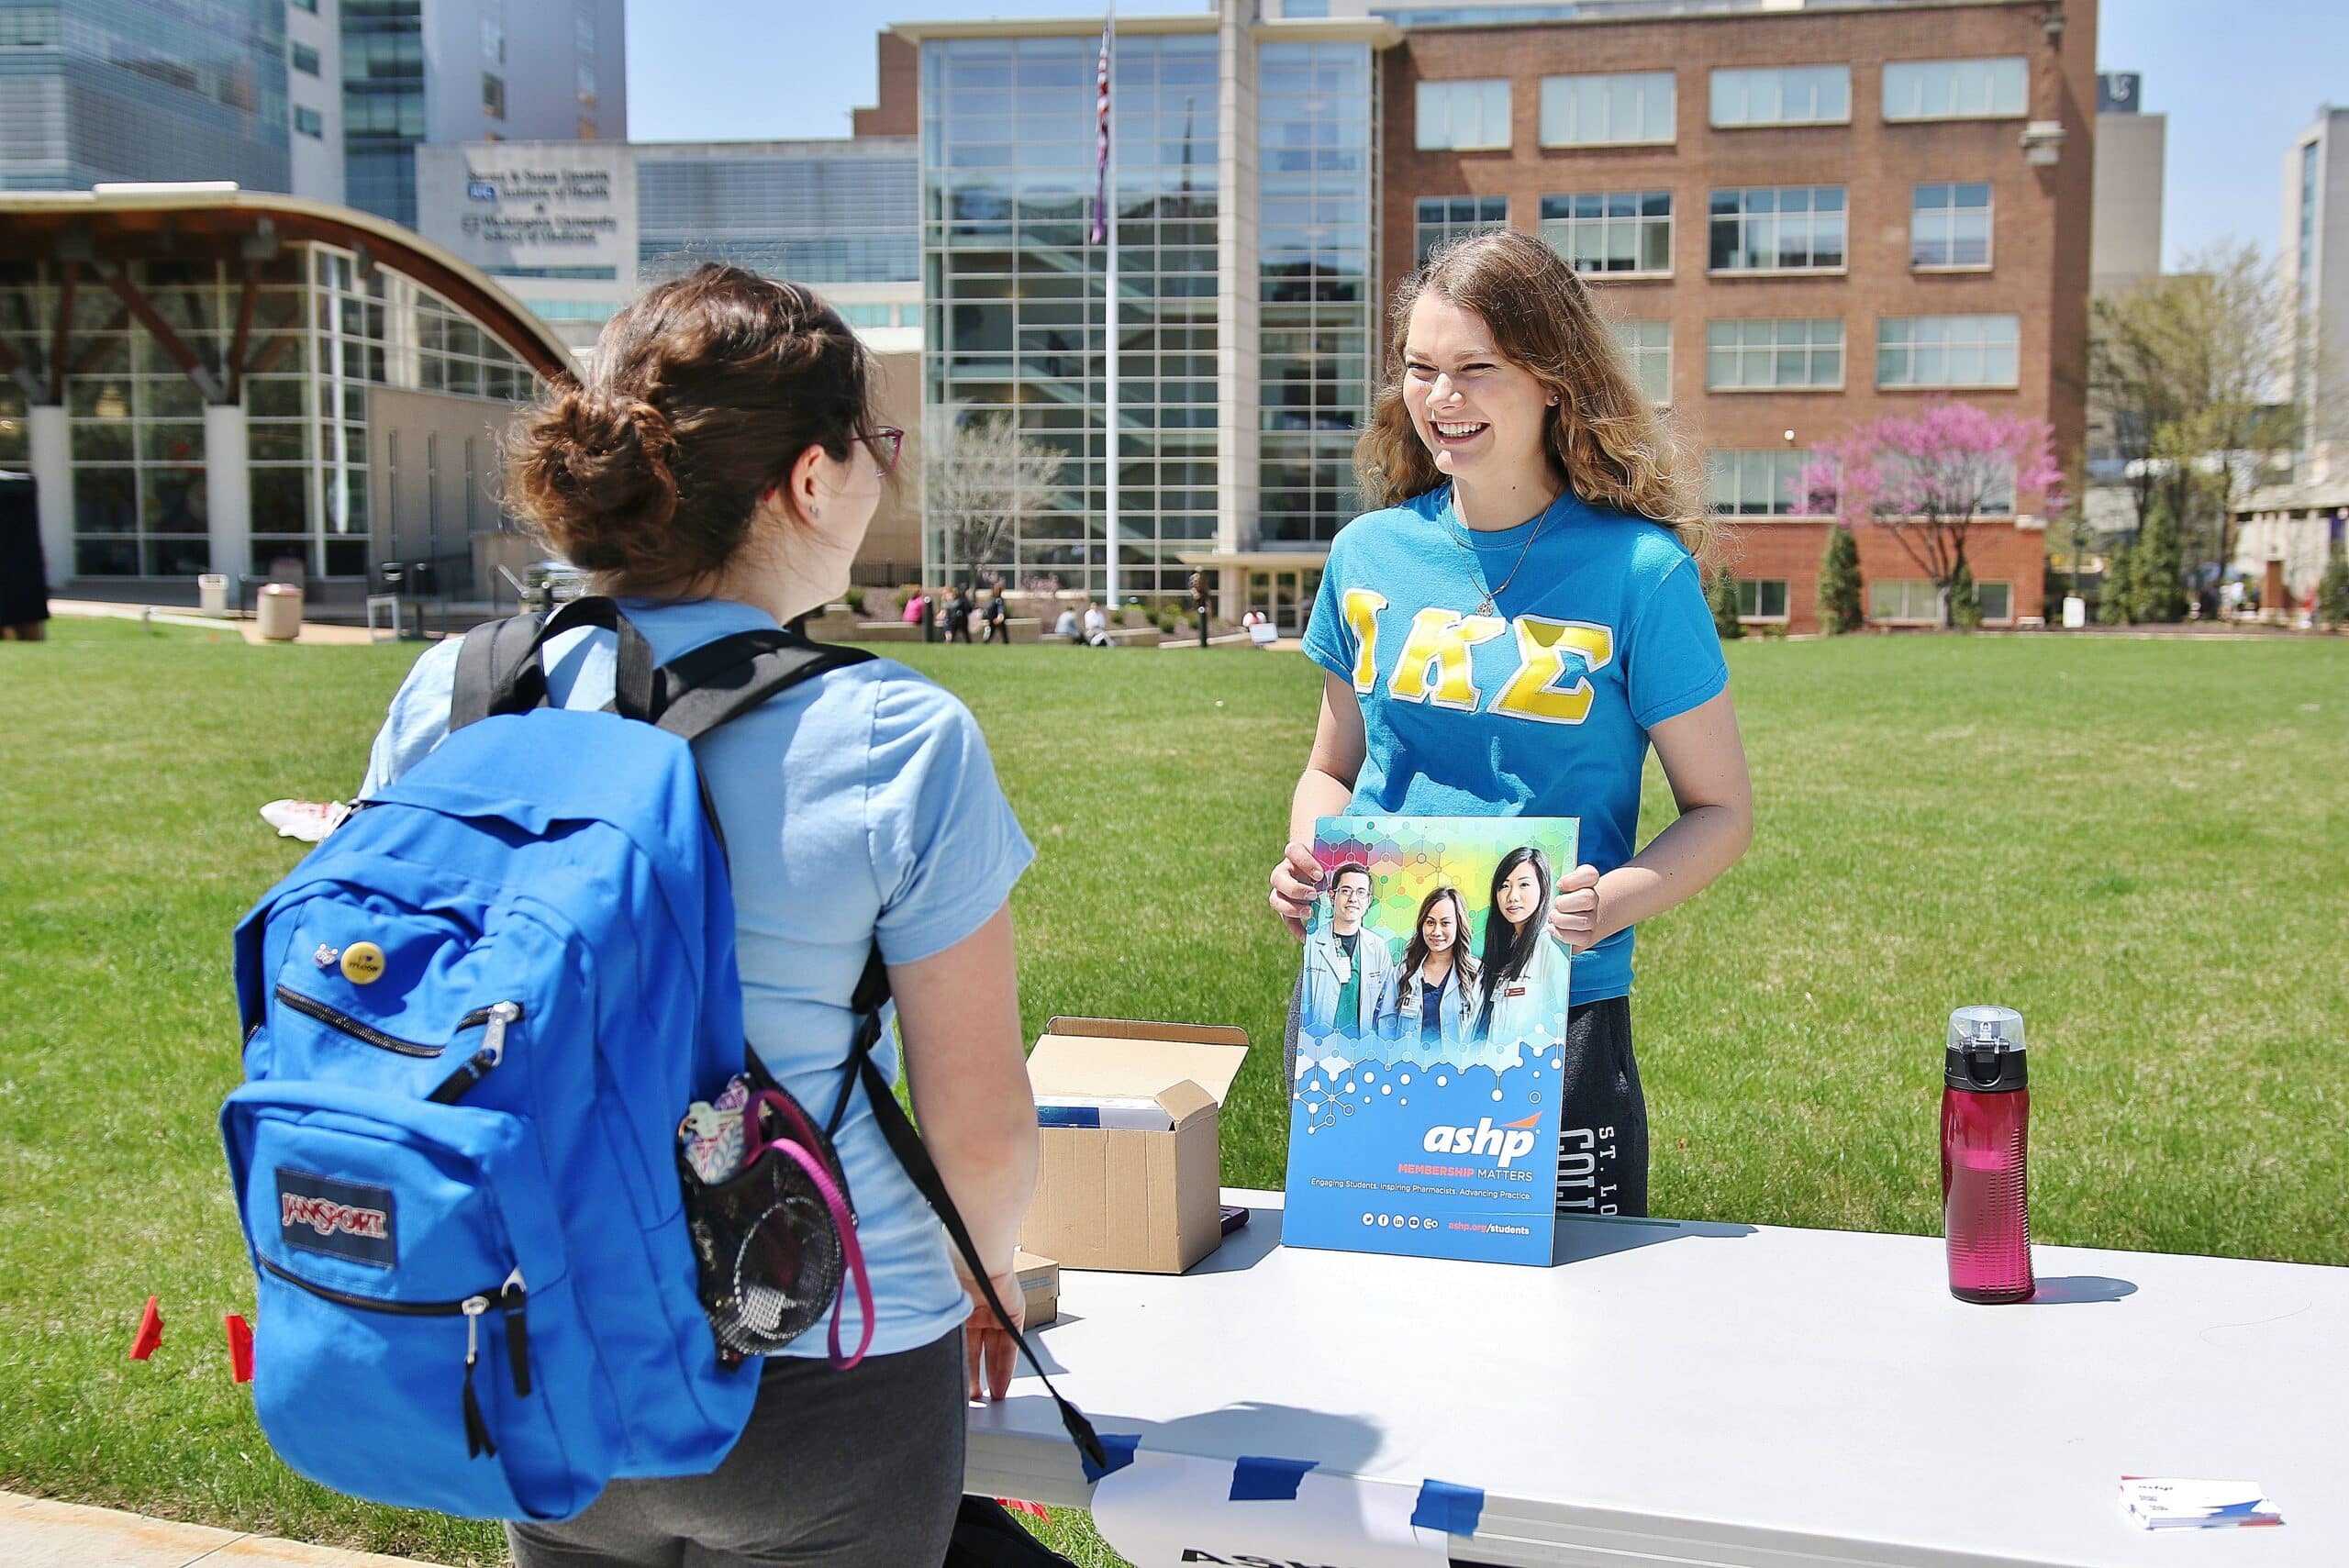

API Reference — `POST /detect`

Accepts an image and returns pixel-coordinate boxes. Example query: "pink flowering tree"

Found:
[1794,401,2065,628]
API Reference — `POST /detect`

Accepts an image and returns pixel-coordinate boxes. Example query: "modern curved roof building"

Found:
[0,184,571,602]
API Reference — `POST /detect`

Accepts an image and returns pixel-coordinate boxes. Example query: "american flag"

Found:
[1089,21,1111,245]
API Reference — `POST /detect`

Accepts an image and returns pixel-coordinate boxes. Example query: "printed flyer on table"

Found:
[1284,815,1578,1266]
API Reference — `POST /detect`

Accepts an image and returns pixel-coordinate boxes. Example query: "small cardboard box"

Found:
[1013,1249,1059,1328]
[1019,1016,1250,1273]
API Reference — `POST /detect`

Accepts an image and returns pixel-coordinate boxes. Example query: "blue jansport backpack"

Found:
[222,598,1100,1521]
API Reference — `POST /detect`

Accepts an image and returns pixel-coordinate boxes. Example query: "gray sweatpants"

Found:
[506,1330,965,1568]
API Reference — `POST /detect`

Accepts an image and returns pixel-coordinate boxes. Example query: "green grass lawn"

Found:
[2,618,2343,1566]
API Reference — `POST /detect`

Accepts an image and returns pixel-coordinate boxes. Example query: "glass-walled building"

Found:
[0,188,566,601]
[1254,35,1378,623]
[639,142,918,286]
[340,0,628,231]
[918,28,1220,598]
[900,9,1393,619]
[0,0,292,193]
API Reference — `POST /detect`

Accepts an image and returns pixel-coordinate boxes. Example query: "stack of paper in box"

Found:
[2118,1477,2282,1529]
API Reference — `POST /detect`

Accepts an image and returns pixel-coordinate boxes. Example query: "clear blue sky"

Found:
[625,0,2346,270]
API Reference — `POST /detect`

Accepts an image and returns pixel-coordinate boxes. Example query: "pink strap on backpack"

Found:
[745,1090,875,1368]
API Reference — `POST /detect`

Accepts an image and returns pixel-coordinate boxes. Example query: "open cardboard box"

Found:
[1019,1016,1250,1273]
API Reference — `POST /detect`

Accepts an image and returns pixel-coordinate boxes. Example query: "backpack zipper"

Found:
[273,986,521,1061]
[261,1255,532,1406]
[427,1003,523,1103]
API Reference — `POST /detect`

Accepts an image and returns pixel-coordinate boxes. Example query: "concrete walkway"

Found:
[0,1491,443,1567]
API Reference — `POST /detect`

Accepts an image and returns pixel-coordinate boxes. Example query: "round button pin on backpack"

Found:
[340,942,386,984]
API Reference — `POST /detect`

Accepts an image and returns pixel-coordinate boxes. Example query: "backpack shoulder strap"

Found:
[451,595,662,728]
[449,611,548,731]
[824,944,1107,1472]
[651,628,876,744]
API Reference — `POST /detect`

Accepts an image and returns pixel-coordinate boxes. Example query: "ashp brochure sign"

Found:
[1283,816,1577,1266]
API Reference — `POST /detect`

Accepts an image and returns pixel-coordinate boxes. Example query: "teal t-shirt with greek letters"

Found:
[1300,484,1728,1002]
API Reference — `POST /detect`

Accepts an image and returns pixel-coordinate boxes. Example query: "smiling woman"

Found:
[1270,229,1755,1220]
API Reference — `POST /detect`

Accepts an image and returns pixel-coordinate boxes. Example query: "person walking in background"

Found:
[0,472,48,640]
[1266,230,1753,1218]
[984,580,1008,645]
[360,264,1040,1568]
[1189,570,1212,649]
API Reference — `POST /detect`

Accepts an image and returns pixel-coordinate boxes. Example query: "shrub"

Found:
[1950,559,1983,628]
[1708,573,1744,640]
[2098,542,2135,625]
[843,586,866,615]
[2317,550,2349,628]
[1816,524,1865,634]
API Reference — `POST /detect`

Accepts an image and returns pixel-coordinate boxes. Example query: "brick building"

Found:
[1384,0,2096,630]
[877,0,2095,631]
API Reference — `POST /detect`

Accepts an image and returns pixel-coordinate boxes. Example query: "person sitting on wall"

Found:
[1053,605,1081,642]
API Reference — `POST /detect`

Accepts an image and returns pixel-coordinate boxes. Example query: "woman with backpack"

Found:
[357,263,1040,1567]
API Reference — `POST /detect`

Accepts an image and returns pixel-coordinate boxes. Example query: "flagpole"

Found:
[1102,0,1120,610]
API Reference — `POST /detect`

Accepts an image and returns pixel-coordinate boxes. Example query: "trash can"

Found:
[256,582,304,641]
[198,573,230,616]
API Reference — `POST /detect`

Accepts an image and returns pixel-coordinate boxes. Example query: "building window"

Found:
[1540,71,1675,147]
[1883,58,2028,121]
[1705,450,1820,515]
[1706,319,1843,391]
[292,42,320,76]
[290,0,316,11]
[1870,580,1942,621]
[1417,79,1511,151]
[1911,182,1993,268]
[482,72,505,120]
[1612,320,1670,405]
[1734,579,1790,619]
[1415,195,1508,264]
[1977,581,2013,621]
[1709,66,1850,128]
[1709,186,1845,272]
[577,117,598,141]
[1877,314,2021,389]
[1539,192,1672,276]
[295,106,324,139]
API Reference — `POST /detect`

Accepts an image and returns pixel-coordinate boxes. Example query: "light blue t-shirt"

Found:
[1300,486,1728,1002]
[360,597,1033,1358]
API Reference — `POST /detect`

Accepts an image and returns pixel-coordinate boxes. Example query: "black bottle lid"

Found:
[1945,1005,2029,1092]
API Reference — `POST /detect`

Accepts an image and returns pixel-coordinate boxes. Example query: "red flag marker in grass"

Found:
[997,1498,1048,1521]
[128,1296,163,1361]
[224,1314,254,1383]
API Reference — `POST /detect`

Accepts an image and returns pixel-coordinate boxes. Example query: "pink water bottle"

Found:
[1941,1005,2032,1303]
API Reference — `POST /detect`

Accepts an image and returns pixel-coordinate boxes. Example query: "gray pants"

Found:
[507,1330,965,1568]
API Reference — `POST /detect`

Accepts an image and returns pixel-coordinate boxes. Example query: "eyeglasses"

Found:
[858,427,905,477]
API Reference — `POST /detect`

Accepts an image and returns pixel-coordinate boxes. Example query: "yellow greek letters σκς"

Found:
[1492,616,1615,724]
[1342,588,1388,694]
[1386,607,1508,711]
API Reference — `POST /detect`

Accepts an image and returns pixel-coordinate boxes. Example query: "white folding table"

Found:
[966,1188,2347,1567]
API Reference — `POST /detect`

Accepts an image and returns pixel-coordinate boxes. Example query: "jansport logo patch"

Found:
[276,1169,396,1266]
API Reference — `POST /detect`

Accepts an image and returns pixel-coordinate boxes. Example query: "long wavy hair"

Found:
[1474,845,1553,1039]
[1397,885,1478,1010]
[1354,229,1719,569]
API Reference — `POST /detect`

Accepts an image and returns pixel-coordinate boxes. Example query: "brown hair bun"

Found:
[506,263,876,593]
